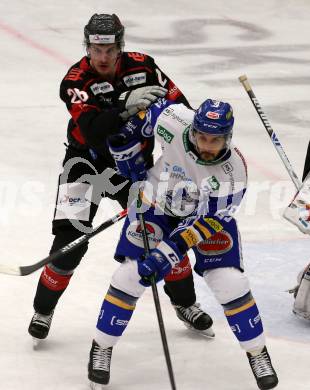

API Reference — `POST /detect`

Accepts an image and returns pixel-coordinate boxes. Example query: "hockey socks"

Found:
[223,292,264,346]
[34,264,73,314]
[40,264,73,291]
[96,286,137,340]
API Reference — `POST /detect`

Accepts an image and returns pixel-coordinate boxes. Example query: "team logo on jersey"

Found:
[197,230,233,255]
[90,82,114,95]
[123,72,146,87]
[221,162,233,174]
[126,221,163,248]
[157,125,174,144]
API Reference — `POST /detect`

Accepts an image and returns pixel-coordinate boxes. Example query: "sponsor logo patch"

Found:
[163,107,174,116]
[206,175,220,191]
[57,195,90,207]
[206,111,220,120]
[90,82,114,95]
[89,34,115,44]
[123,72,146,87]
[126,221,163,248]
[197,230,233,255]
[157,125,174,143]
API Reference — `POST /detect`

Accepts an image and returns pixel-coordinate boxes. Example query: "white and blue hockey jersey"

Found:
[123,98,248,220]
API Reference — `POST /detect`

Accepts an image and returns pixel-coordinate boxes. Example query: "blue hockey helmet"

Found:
[193,99,234,135]
[190,99,234,163]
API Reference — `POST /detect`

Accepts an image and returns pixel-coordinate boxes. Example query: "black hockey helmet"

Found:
[84,13,125,50]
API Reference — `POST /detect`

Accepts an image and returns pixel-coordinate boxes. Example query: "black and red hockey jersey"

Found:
[59,52,190,167]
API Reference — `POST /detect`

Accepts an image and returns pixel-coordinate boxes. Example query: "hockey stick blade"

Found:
[0,209,128,276]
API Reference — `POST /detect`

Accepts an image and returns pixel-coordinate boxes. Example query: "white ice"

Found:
[0,1,310,389]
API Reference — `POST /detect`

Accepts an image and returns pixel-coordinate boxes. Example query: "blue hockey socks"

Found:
[96,285,138,337]
[223,291,263,343]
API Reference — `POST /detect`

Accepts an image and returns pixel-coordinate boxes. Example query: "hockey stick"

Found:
[238,77,310,301]
[136,190,177,390]
[0,209,128,276]
[238,74,302,190]
[239,75,310,232]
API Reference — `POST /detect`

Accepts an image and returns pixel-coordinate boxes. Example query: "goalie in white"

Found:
[284,141,310,320]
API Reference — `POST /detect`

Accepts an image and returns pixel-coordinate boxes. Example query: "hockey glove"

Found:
[109,134,147,182]
[170,216,223,254]
[119,86,167,121]
[283,176,310,235]
[137,239,183,287]
[283,203,310,235]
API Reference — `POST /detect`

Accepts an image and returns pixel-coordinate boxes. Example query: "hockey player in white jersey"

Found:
[87,98,278,389]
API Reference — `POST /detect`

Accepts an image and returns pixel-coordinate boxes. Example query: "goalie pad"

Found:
[293,264,310,320]
[283,172,310,234]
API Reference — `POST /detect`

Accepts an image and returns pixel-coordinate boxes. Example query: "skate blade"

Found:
[183,323,215,338]
[32,337,44,350]
[89,381,106,389]
[293,309,310,321]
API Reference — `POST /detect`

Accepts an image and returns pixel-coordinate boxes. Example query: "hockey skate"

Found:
[88,340,113,389]
[28,310,54,349]
[247,346,278,390]
[174,302,215,338]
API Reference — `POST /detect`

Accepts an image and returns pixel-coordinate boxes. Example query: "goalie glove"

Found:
[119,86,167,120]
[283,204,310,234]
[137,239,183,287]
[109,134,146,182]
[283,173,310,234]
[170,215,223,254]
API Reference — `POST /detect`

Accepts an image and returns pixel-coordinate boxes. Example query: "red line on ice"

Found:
[0,20,71,66]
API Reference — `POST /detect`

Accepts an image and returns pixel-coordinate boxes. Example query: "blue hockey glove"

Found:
[170,215,223,254]
[109,134,147,182]
[137,239,183,287]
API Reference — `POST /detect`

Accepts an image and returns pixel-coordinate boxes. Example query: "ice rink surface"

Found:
[0,0,310,389]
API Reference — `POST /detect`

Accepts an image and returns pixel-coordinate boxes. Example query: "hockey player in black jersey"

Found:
[28,13,213,343]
